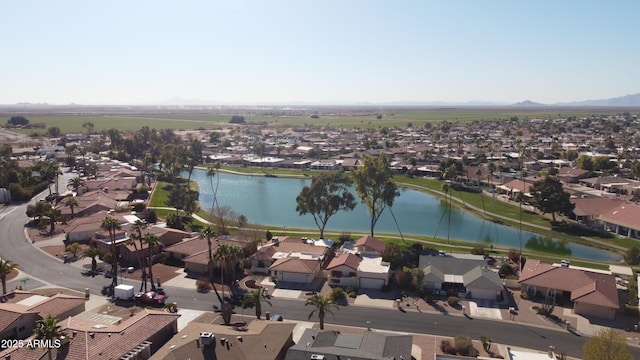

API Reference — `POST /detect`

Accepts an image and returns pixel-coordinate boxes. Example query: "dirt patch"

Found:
[123,263,184,286]
[27,227,66,242]
[40,245,68,259]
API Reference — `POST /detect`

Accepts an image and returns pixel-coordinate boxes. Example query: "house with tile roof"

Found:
[0,290,86,342]
[163,236,249,274]
[0,308,179,360]
[353,235,386,256]
[519,259,619,320]
[567,197,622,225]
[418,255,504,300]
[285,328,412,360]
[266,237,333,285]
[150,319,296,360]
[326,253,360,288]
[596,201,640,239]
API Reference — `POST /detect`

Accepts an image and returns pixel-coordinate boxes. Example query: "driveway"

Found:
[468,299,502,320]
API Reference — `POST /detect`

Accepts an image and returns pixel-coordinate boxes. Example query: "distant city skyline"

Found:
[2,1,639,105]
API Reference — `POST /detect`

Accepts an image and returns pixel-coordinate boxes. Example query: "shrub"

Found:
[498,263,517,278]
[196,278,212,292]
[470,246,487,256]
[444,345,457,355]
[348,291,357,298]
[440,339,452,352]
[330,287,346,301]
[454,335,475,356]
[447,296,459,307]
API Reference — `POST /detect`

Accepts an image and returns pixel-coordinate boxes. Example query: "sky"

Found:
[2,1,639,105]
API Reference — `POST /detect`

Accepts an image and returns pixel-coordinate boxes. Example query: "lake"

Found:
[187,169,622,263]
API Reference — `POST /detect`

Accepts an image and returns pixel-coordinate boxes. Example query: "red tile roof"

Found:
[269,257,321,274]
[354,235,386,254]
[597,202,640,231]
[519,260,618,309]
[326,253,361,271]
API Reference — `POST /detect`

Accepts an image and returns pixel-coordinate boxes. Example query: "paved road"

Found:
[2,199,639,359]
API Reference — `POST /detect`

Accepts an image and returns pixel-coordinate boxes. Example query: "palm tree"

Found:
[45,208,62,235]
[0,259,19,295]
[67,176,85,194]
[212,243,243,325]
[64,197,79,219]
[101,216,121,295]
[242,288,272,319]
[33,315,66,360]
[128,220,149,292]
[80,246,102,275]
[305,294,339,330]
[144,232,161,291]
[199,226,216,280]
[65,242,81,259]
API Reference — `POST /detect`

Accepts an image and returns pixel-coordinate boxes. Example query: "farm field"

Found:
[1,106,632,134]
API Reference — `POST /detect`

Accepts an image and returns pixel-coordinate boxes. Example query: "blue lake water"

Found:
[187,169,622,263]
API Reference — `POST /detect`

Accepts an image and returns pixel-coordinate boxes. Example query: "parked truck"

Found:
[114,284,135,300]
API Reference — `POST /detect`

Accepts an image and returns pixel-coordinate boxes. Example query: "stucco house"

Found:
[0,290,87,342]
[519,259,619,320]
[418,255,504,300]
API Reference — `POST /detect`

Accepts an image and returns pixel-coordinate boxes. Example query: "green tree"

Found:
[529,176,575,222]
[144,232,161,291]
[65,242,81,259]
[353,154,400,236]
[166,213,185,230]
[7,115,29,126]
[582,328,631,360]
[242,288,272,319]
[47,126,61,137]
[0,259,19,295]
[624,246,640,266]
[64,197,79,219]
[199,225,216,280]
[630,160,640,180]
[576,155,594,171]
[67,176,85,193]
[296,173,356,238]
[212,243,244,325]
[101,216,121,295]
[45,208,62,235]
[80,246,103,275]
[128,220,149,292]
[305,294,339,330]
[33,315,66,360]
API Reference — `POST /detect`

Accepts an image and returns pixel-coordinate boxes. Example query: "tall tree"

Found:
[529,176,575,222]
[352,154,400,236]
[199,225,216,280]
[128,220,149,292]
[0,259,19,295]
[144,232,161,291]
[80,246,102,275]
[101,216,121,295]
[582,328,631,360]
[296,173,356,238]
[210,243,243,326]
[67,176,85,193]
[33,315,66,360]
[305,294,339,330]
[242,287,272,320]
[64,197,79,219]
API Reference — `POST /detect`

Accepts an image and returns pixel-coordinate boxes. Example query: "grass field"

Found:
[8,107,626,134]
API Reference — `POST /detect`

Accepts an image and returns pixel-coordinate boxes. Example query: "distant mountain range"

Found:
[513,93,640,107]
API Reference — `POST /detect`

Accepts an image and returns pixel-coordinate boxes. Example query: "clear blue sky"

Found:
[2,1,639,105]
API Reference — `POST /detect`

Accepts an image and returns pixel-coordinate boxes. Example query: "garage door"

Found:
[282,272,309,283]
[359,278,384,289]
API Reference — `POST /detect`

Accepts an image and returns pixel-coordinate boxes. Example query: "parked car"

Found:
[134,291,166,305]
